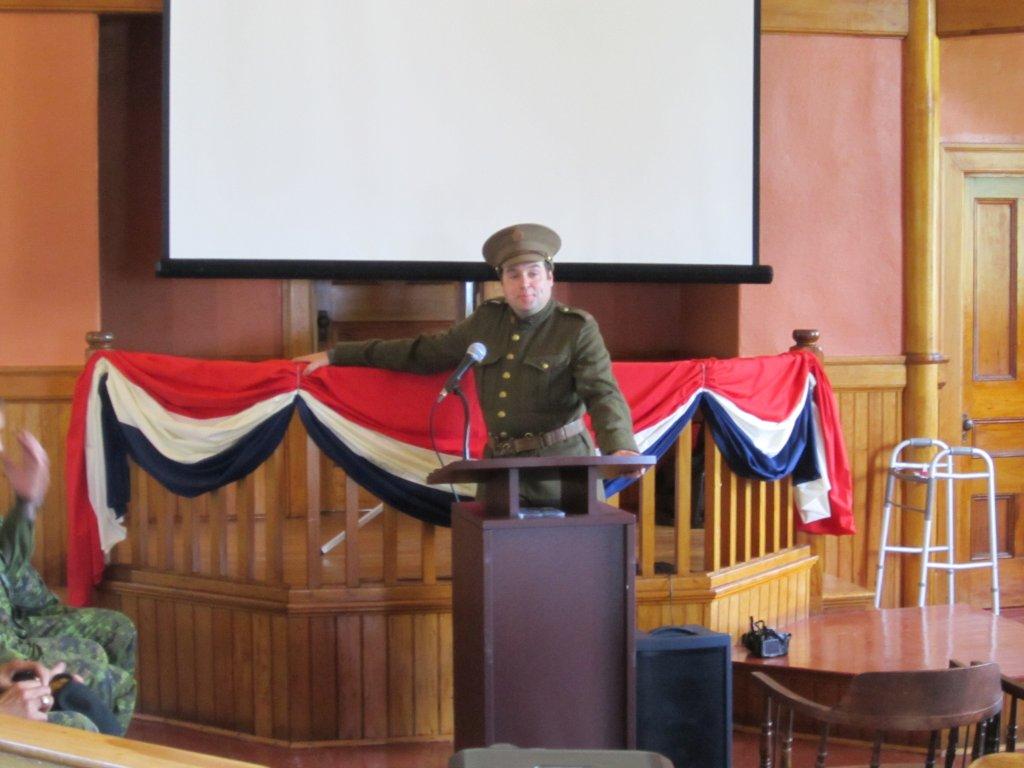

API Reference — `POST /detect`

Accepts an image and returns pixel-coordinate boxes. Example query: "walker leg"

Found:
[945,472,956,606]
[988,474,1000,616]
[918,484,935,608]
[874,477,897,609]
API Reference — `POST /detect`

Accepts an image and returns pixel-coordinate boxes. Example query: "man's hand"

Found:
[0,660,61,689]
[612,449,646,480]
[0,680,52,721]
[294,352,330,376]
[0,431,50,506]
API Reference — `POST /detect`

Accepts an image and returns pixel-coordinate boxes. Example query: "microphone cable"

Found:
[429,397,462,503]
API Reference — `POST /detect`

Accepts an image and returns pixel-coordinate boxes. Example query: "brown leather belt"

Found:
[488,418,586,457]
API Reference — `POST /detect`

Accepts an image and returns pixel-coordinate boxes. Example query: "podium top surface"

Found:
[427,454,655,485]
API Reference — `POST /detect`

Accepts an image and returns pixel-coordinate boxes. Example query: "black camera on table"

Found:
[741,617,791,658]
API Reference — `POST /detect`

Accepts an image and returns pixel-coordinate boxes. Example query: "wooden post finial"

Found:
[790,329,823,360]
[86,331,114,359]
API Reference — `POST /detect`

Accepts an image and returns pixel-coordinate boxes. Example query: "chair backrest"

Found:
[833,663,1004,732]
[753,663,1005,768]
[952,659,1024,753]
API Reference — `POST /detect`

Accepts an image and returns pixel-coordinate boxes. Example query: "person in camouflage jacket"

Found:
[0,405,136,734]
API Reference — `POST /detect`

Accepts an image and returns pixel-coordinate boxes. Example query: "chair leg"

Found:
[1008,697,1018,752]
[760,696,774,768]
[974,721,987,762]
[944,726,959,768]
[925,730,940,768]
[782,708,794,768]
[816,724,829,768]
[870,734,883,768]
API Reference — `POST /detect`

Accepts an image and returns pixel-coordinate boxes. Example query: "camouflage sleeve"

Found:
[0,642,29,665]
[0,501,36,574]
[327,317,475,375]
[571,320,639,454]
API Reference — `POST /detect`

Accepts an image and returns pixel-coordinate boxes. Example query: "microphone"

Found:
[438,342,487,402]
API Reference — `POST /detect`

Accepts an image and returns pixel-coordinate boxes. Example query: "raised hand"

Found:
[0,431,50,506]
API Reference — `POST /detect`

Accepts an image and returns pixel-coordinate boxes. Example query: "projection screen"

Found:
[160,0,767,283]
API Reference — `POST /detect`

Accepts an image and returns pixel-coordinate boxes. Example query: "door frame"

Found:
[938,144,1024,604]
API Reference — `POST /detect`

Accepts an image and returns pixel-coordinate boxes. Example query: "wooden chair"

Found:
[1002,675,1024,753]
[752,663,1003,768]
[951,660,1024,755]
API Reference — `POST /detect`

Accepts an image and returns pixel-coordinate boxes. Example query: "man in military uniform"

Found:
[298,223,641,506]
[0,404,136,734]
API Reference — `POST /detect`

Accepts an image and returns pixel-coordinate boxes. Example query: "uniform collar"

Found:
[510,297,556,329]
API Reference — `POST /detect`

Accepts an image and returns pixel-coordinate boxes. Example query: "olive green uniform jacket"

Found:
[329,298,638,506]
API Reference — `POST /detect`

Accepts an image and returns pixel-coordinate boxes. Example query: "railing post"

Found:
[306,435,322,588]
[344,477,361,587]
[705,436,723,572]
[86,330,114,359]
[674,423,693,574]
[790,329,823,361]
[638,468,656,577]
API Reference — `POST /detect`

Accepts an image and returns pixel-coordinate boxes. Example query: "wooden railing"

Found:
[84,326,832,598]
[0,327,866,605]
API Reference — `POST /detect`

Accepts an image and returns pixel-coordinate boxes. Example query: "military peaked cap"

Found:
[482,223,561,272]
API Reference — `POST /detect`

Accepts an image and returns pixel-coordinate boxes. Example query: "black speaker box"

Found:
[635,625,732,768]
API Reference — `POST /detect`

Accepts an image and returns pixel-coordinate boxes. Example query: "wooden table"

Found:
[733,605,1024,731]
[737,604,1024,677]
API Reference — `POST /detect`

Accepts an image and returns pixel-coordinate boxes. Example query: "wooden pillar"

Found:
[901,0,941,606]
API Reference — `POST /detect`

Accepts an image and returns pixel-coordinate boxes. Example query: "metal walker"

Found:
[874,438,1001,615]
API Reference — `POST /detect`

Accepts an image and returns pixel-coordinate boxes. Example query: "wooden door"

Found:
[958,175,1024,609]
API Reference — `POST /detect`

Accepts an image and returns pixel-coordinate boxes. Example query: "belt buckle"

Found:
[494,441,514,457]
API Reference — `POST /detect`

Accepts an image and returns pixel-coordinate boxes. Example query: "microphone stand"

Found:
[453,385,472,460]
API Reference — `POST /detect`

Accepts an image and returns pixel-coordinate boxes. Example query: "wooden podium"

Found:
[428,455,655,752]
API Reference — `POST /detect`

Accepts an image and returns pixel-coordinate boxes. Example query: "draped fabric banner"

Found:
[65,350,853,606]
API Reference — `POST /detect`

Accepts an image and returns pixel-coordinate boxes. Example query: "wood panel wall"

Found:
[108,586,453,743]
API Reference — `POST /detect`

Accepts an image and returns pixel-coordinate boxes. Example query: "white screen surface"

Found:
[165,0,760,279]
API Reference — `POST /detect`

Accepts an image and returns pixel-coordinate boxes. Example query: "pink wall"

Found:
[942,33,1024,143]
[0,14,100,366]
[740,34,904,358]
